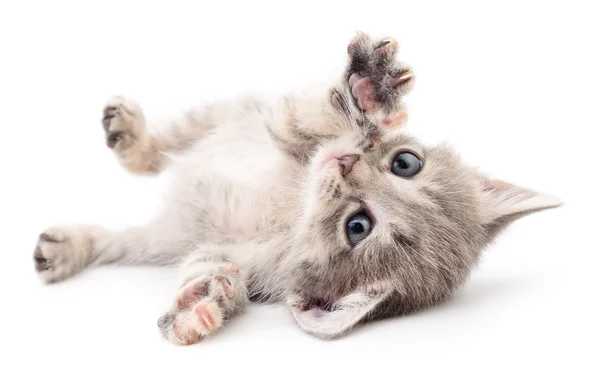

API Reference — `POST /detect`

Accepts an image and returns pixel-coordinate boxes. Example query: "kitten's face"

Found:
[287,131,561,338]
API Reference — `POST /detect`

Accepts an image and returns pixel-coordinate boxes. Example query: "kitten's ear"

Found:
[480,178,562,233]
[287,289,391,339]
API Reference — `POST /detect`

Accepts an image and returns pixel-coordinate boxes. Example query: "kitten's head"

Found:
[287,131,561,339]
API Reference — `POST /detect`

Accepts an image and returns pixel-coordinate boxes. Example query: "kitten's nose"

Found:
[337,154,360,176]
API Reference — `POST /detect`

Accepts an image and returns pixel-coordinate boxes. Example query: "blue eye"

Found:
[391,152,422,177]
[346,212,373,245]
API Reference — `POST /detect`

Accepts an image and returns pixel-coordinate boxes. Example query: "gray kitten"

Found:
[33,32,561,344]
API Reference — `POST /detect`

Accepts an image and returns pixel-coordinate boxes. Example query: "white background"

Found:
[1,1,598,379]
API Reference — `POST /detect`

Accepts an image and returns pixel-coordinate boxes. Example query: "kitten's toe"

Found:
[193,303,220,332]
[388,69,414,89]
[34,230,65,275]
[346,31,369,56]
[215,275,234,298]
[39,231,64,243]
[34,246,51,272]
[102,106,118,131]
[172,321,201,345]
[35,231,63,271]
[176,274,235,310]
[177,278,210,309]
[373,38,398,59]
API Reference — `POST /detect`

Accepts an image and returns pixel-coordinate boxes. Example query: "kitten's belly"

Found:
[175,113,299,238]
[197,116,283,183]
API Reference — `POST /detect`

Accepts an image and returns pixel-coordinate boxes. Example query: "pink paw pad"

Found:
[382,111,408,128]
[343,33,415,118]
[350,73,377,112]
[177,281,208,310]
[195,305,216,331]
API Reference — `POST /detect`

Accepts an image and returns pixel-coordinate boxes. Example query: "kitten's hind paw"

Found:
[158,262,244,345]
[33,226,97,283]
[159,300,225,345]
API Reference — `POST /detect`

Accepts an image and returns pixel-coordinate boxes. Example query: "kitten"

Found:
[33,32,561,344]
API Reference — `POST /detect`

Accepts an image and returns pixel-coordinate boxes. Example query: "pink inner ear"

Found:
[482,178,561,219]
[484,179,515,192]
[484,179,536,202]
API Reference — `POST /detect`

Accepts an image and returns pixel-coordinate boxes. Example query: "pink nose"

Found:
[337,154,360,176]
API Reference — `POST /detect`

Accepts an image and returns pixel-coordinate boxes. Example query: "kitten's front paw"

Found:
[33,227,96,283]
[158,263,241,345]
[342,33,415,127]
[102,96,146,151]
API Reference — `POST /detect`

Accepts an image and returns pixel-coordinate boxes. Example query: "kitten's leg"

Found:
[267,32,415,160]
[102,96,226,174]
[157,247,248,345]
[33,216,196,283]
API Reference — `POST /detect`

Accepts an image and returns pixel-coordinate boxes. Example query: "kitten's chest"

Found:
[181,113,302,237]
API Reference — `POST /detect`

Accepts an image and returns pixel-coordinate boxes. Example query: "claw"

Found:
[388,70,414,88]
[374,38,398,58]
[216,275,234,298]
[173,323,200,345]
